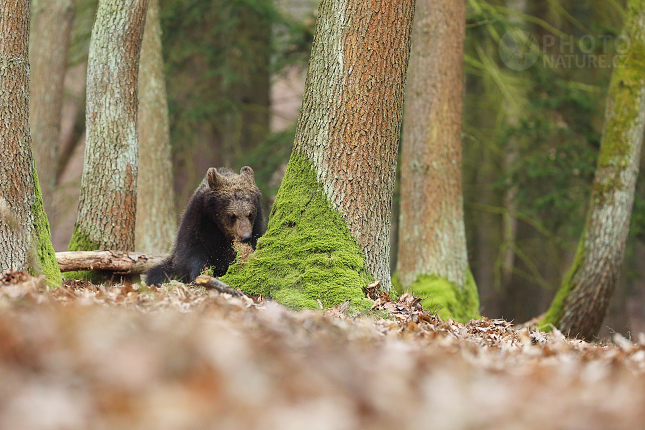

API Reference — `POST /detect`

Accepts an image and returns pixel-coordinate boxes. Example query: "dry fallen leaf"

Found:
[0,271,644,429]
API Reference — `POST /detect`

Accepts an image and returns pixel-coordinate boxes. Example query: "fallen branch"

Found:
[56,251,168,274]
[195,275,245,297]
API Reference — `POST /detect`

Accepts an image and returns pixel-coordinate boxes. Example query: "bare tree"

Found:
[68,0,148,255]
[540,0,645,340]
[135,0,176,253]
[396,0,478,322]
[221,0,415,309]
[0,0,61,286]
[29,0,75,214]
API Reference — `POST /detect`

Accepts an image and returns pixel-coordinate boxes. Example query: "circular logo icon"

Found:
[499,30,539,71]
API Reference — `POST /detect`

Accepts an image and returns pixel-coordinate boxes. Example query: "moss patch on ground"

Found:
[30,166,62,287]
[221,154,373,311]
[408,269,480,323]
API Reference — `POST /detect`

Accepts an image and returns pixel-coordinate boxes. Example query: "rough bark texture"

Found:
[0,0,61,286]
[56,251,166,273]
[396,0,478,321]
[69,0,148,253]
[135,0,176,253]
[221,0,414,308]
[540,0,645,340]
[293,0,414,290]
[29,0,74,214]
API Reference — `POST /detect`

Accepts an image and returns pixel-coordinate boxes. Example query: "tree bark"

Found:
[135,0,176,253]
[29,0,75,215]
[69,0,148,253]
[539,0,645,340]
[396,0,478,321]
[56,250,166,273]
[221,0,415,308]
[0,0,61,286]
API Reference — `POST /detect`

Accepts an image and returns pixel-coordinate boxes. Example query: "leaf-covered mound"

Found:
[1,272,645,429]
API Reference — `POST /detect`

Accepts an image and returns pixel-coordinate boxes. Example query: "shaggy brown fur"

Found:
[145,166,265,285]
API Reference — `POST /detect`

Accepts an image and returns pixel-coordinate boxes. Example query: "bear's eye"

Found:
[229,214,237,222]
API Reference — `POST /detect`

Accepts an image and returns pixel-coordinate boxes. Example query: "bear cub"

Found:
[145,166,265,285]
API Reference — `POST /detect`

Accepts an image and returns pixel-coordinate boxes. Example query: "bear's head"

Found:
[206,166,261,244]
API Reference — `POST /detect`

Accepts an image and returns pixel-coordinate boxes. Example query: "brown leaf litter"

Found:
[1,270,645,430]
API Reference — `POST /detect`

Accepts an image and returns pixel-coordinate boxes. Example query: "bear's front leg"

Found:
[187,256,209,282]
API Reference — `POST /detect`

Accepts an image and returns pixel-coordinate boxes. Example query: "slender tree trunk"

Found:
[473,162,502,318]
[135,0,175,253]
[69,0,148,253]
[0,0,61,286]
[396,0,478,322]
[501,0,526,293]
[501,120,519,288]
[222,0,415,308]
[540,0,645,340]
[29,0,75,215]
[221,2,271,165]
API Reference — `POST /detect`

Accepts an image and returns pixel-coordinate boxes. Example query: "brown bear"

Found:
[145,166,265,285]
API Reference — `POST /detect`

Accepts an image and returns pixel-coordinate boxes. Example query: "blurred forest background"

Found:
[45,0,645,336]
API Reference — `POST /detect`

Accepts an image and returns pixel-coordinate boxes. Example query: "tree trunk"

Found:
[539,0,645,340]
[69,0,148,254]
[221,0,415,309]
[396,0,478,322]
[135,0,176,253]
[0,0,61,286]
[29,0,75,216]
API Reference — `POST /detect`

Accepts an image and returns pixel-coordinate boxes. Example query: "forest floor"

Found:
[1,272,645,430]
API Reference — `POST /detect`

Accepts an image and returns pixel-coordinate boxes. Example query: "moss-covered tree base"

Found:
[538,240,584,333]
[31,167,62,288]
[66,225,104,282]
[221,154,373,311]
[399,269,480,323]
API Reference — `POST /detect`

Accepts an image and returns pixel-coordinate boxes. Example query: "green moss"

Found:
[391,271,403,297]
[220,154,373,310]
[30,166,62,288]
[409,269,480,323]
[66,224,102,282]
[594,5,645,192]
[538,237,586,332]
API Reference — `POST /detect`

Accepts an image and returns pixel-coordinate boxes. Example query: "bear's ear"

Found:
[240,166,255,182]
[207,168,225,190]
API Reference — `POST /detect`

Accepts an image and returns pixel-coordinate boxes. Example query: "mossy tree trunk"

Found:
[0,0,61,286]
[69,0,148,254]
[221,0,415,309]
[135,0,175,253]
[29,0,75,215]
[396,0,479,322]
[539,0,645,340]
